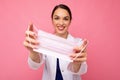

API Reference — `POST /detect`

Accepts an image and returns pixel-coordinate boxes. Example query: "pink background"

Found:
[0,0,120,80]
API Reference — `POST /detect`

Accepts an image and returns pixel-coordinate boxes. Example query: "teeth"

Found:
[58,26,64,30]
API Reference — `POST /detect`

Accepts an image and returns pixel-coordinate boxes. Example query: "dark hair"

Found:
[51,4,72,20]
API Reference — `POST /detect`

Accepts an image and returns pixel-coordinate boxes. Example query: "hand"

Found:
[23,23,39,52]
[68,51,87,72]
[68,50,87,72]
[68,39,88,72]
[70,39,88,63]
[69,48,87,68]
[70,48,87,63]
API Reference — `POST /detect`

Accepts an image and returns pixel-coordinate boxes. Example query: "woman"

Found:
[23,4,87,80]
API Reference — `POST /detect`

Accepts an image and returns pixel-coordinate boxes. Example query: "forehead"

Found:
[53,8,70,17]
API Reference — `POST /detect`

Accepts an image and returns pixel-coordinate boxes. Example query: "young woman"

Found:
[23,4,87,80]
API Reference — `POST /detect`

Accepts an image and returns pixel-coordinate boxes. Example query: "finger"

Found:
[69,53,76,58]
[82,48,86,53]
[27,23,34,31]
[70,52,87,59]
[79,39,88,50]
[23,40,33,49]
[70,51,87,61]
[28,23,38,32]
[79,52,87,57]
[25,30,37,38]
[69,53,82,59]
[73,47,81,53]
[23,40,38,49]
[25,36,39,45]
[73,57,87,62]
[73,39,88,54]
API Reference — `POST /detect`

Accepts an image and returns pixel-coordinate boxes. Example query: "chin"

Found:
[57,31,67,36]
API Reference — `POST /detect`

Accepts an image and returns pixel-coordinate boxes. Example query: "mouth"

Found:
[57,26,65,31]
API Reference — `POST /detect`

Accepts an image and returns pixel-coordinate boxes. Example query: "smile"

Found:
[57,26,65,31]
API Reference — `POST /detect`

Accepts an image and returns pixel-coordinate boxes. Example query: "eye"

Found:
[54,17,59,20]
[64,18,68,21]
[53,15,59,20]
[64,17,70,21]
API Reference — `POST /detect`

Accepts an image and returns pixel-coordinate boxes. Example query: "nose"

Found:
[59,20,64,25]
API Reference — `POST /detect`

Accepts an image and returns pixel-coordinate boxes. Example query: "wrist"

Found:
[30,51,40,63]
[72,61,81,73]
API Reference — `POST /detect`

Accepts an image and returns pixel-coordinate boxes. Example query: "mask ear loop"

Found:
[73,39,88,60]
[27,24,39,48]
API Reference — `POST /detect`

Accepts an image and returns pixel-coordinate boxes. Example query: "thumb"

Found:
[73,39,88,53]
[79,39,88,50]
[27,23,34,31]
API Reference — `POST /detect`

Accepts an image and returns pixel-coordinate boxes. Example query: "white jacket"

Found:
[28,34,87,80]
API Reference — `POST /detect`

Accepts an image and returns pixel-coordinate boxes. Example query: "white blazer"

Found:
[28,34,87,80]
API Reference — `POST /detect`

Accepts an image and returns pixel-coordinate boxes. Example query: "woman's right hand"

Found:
[23,24,39,52]
[23,24,41,63]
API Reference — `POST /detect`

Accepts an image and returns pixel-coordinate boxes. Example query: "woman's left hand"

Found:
[70,39,88,63]
[69,40,88,72]
[70,48,87,63]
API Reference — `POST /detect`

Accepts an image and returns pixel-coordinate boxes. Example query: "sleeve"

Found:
[67,61,87,75]
[28,54,45,70]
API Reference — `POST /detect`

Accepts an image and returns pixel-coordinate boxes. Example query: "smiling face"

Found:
[52,8,71,38]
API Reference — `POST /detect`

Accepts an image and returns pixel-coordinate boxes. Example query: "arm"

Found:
[29,51,41,63]
[23,24,44,69]
[68,50,87,75]
[28,52,44,70]
[68,39,88,74]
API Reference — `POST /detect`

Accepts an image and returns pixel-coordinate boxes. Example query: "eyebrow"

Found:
[53,15,70,18]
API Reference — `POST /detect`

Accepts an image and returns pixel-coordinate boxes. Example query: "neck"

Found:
[55,32,68,39]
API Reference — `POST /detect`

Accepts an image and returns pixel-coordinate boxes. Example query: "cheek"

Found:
[65,22,70,27]
[52,20,57,26]
[52,22,56,28]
